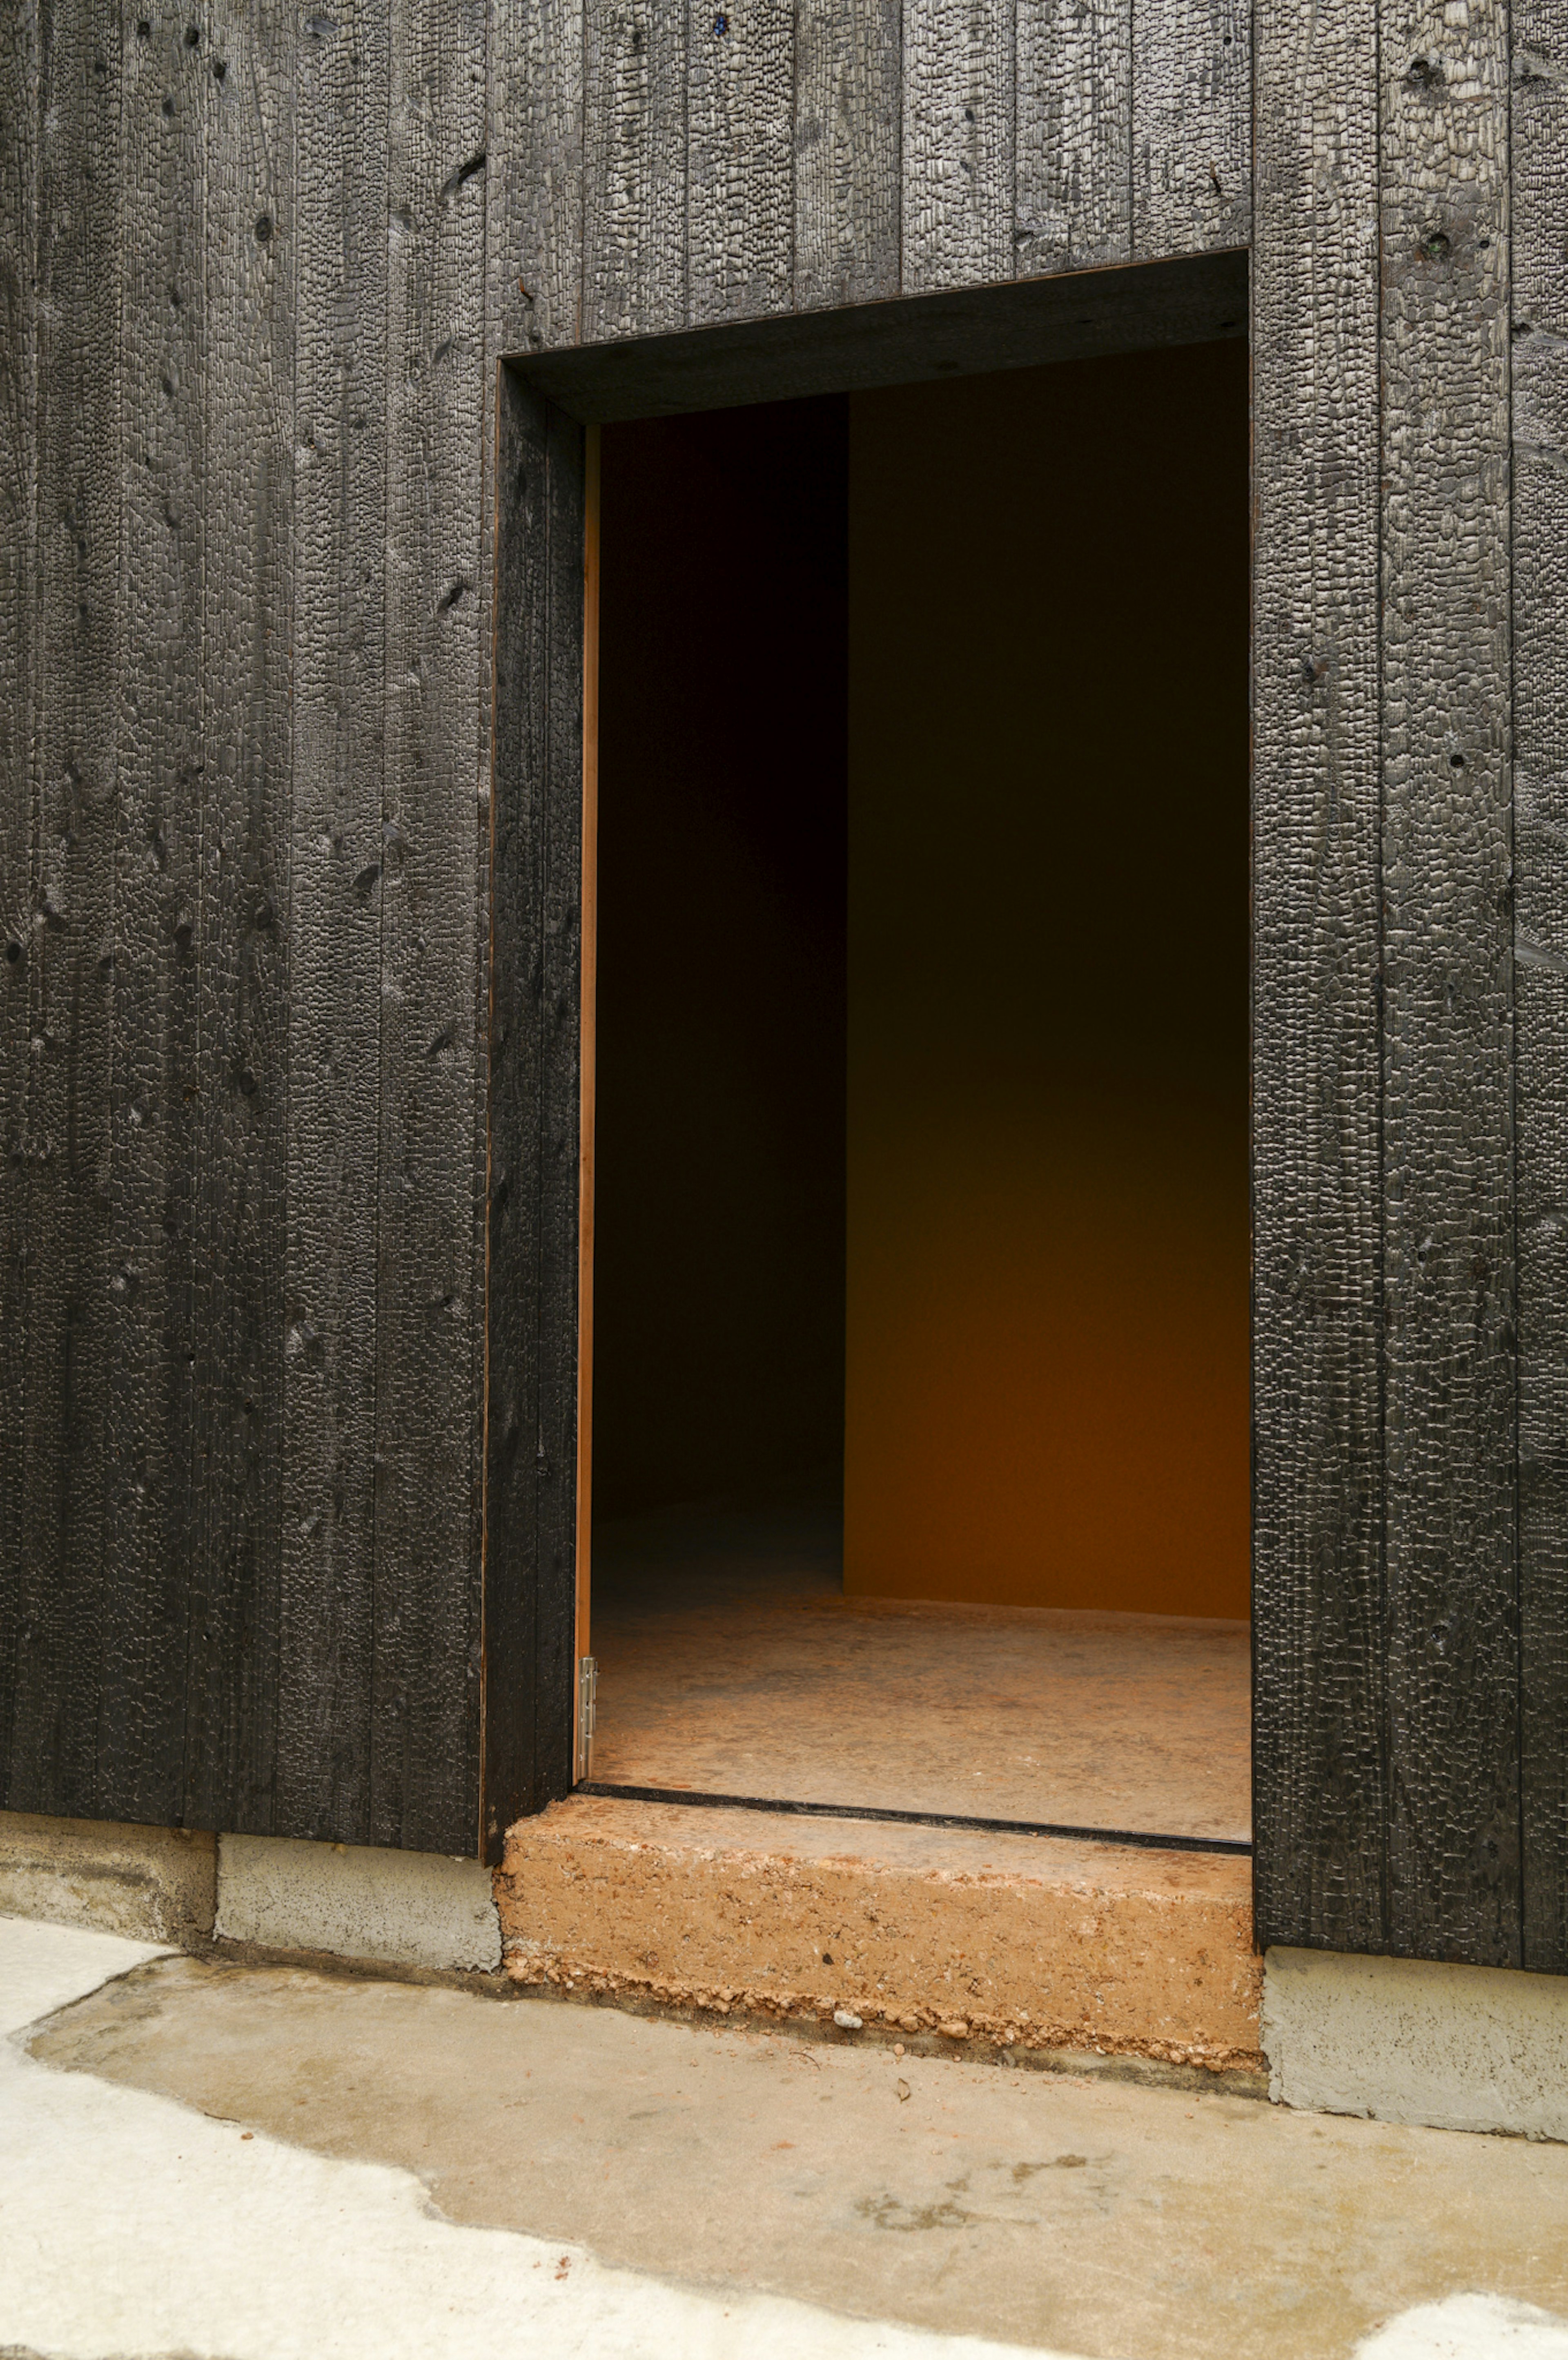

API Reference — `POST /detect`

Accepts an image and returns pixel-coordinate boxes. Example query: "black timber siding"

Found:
[0,0,1253,1858]
[3,0,1566,1969]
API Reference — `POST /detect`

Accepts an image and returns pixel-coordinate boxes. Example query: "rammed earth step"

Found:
[497,1793,1262,2078]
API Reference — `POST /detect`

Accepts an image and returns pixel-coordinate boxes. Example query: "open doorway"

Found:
[583,336,1250,1849]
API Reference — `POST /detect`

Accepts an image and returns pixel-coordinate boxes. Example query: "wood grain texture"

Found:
[793,0,899,311]
[519,245,1246,412]
[188,0,295,1831]
[1511,0,1568,1974]
[489,0,584,355]
[534,397,586,1825]
[1132,0,1250,257]
[276,0,388,1842]
[900,0,1014,295]
[1379,0,1517,1966]
[0,0,39,1790]
[7,0,122,1817]
[575,423,599,1724]
[375,0,487,1853]
[100,2,205,1828]
[583,0,687,340]
[1015,0,1131,276]
[1250,0,1387,1954]
[486,371,583,1859]
[686,0,793,325]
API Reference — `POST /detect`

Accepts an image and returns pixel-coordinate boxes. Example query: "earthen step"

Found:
[497,1793,1261,2074]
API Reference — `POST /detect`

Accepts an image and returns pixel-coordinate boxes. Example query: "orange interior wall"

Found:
[843,340,1250,1618]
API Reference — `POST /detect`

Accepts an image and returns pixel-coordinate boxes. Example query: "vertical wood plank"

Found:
[0,0,39,1786]
[1516,0,1568,1977]
[374,0,487,1854]
[1014,0,1131,277]
[575,422,599,1732]
[686,0,793,325]
[100,1,206,1826]
[489,0,584,356]
[583,0,687,341]
[8,0,122,1816]
[487,367,546,1848]
[901,0,1014,294]
[277,0,388,1842]
[793,0,899,312]
[1131,0,1250,258]
[485,372,582,1858]
[1251,0,1387,1954]
[535,398,586,1818]
[188,0,295,1831]
[1379,0,1517,1965]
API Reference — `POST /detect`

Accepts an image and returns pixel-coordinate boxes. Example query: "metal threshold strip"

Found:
[575,1781,1253,1857]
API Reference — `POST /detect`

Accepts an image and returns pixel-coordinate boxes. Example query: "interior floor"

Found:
[589,1497,1251,1845]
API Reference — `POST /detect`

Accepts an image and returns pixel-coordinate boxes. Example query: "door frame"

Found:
[482,248,1250,1862]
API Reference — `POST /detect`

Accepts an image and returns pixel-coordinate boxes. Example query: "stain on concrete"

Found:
[24,1947,1568,2360]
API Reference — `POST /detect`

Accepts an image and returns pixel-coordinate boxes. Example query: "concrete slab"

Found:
[1264,1947,1568,2141]
[1,1915,1042,2360]
[23,1936,1568,2360]
[0,1807,215,1944]
[499,1792,1262,2073]
[216,1831,501,1971]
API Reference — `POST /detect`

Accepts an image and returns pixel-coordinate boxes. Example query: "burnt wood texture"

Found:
[1515,0,1568,1976]
[1252,0,1527,1964]
[0,0,1249,1860]
[1250,0,1385,1956]
[0,0,1558,1963]
[486,374,584,1849]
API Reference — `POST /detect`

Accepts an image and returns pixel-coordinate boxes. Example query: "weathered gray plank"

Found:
[1379,0,1517,1965]
[1131,0,1250,257]
[1512,1,1568,1973]
[0,0,39,1787]
[188,0,295,1830]
[1250,0,1387,1953]
[583,0,687,341]
[1014,0,1131,275]
[276,0,389,1842]
[901,0,1014,294]
[686,0,793,325]
[489,0,585,356]
[374,0,487,1854]
[98,2,205,1826]
[793,0,899,311]
[7,0,122,1816]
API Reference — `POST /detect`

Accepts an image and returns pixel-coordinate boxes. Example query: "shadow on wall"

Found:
[592,400,849,1525]
[845,340,1250,1618]
[591,341,1249,1621]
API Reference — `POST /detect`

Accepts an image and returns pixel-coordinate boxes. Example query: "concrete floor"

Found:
[591,1497,1250,1842]
[9,1914,1568,2360]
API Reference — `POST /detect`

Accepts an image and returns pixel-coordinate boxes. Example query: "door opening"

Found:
[581,336,1250,1849]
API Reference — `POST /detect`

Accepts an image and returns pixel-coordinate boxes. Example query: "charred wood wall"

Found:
[2,0,1564,1965]
[1250,0,1568,1978]
[0,0,1246,1856]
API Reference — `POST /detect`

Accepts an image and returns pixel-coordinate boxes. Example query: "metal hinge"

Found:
[577,1655,597,1781]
